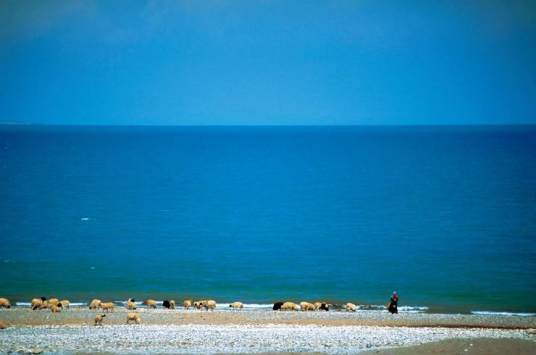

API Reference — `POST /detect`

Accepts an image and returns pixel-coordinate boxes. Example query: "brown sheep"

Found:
[60,300,70,309]
[48,298,60,308]
[0,298,11,309]
[94,314,106,326]
[126,299,137,310]
[89,299,101,310]
[50,303,62,313]
[31,298,43,310]
[229,301,243,309]
[143,299,157,309]
[0,320,7,329]
[169,300,176,309]
[345,302,357,312]
[100,302,114,312]
[31,297,48,310]
[183,299,192,310]
[281,302,300,311]
[300,302,315,311]
[126,312,141,324]
[193,300,204,310]
[313,302,330,311]
[203,300,216,310]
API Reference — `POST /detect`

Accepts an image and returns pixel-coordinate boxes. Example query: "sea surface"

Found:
[0,125,535,314]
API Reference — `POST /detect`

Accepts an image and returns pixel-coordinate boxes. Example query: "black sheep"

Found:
[272,301,284,310]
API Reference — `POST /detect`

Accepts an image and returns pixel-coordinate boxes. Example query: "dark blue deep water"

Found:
[1,125,535,313]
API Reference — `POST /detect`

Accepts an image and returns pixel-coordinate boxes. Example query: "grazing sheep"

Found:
[48,298,60,308]
[0,320,7,329]
[100,302,114,312]
[281,302,300,311]
[144,299,157,309]
[126,312,141,324]
[31,298,42,310]
[0,298,11,309]
[345,302,358,312]
[89,299,102,310]
[203,300,216,310]
[313,302,330,311]
[273,302,284,310]
[229,301,243,309]
[60,300,70,309]
[50,303,62,313]
[31,297,47,310]
[163,300,176,309]
[183,299,192,310]
[126,299,137,310]
[192,300,216,310]
[300,302,315,311]
[94,314,106,326]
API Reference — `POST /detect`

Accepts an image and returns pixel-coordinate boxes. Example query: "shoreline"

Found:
[5,293,536,316]
[1,309,535,353]
[8,300,536,318]
[1,308,535,329]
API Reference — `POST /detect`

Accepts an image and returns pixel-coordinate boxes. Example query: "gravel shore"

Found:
[0,308,535,353]
[363,338,536,355]
[1,308,535,329]
[0,324,534,354]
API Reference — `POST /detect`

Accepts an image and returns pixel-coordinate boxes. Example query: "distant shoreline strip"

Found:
[11,301,535,317]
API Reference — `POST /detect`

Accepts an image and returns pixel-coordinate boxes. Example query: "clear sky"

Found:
[1,0,535,125]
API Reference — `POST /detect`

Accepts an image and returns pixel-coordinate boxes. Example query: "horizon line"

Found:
[1,122,536,128]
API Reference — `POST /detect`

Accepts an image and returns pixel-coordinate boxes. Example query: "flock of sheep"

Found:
[0,297,360,327]
[272,301,358,312]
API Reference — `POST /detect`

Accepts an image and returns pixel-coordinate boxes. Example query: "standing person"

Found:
[387,291,398,314]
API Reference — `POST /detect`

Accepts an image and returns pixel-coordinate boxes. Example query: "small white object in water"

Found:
[81,217,89,221]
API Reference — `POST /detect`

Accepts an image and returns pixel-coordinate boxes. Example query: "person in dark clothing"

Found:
[387,291,398,314]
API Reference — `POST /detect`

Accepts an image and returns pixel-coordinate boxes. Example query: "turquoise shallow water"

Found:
[0,125,535,313]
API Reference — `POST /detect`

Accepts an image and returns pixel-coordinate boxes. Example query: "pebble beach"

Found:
[1,307,535,353]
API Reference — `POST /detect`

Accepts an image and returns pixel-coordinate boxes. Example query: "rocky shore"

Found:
[0,308,534,353]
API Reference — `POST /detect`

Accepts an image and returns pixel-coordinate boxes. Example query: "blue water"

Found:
[1,125,535,313]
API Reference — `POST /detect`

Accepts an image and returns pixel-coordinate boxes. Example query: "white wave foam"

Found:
[355,305,428,313]
[16,302,86,307]
[471,311,536,317]
[115,300,144,306]
[241,303,273,308]
[398,306,429,313]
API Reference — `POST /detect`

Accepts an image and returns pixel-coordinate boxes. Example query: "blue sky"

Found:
[1,0,535,125]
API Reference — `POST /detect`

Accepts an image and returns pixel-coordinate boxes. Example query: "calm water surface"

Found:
[0,125,535,313]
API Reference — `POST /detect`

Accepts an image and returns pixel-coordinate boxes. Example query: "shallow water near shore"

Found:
[1,125,535,313]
